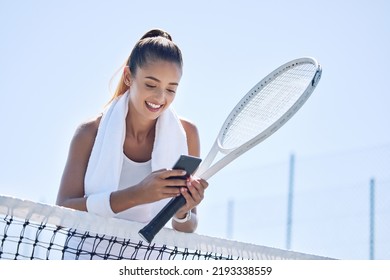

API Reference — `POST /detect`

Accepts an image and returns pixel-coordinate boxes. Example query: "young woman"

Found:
[56,29,208,239]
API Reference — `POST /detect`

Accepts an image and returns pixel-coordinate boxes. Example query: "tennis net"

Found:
[0,195,330,260]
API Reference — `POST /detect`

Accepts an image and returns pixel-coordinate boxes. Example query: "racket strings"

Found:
[221,63,317,149]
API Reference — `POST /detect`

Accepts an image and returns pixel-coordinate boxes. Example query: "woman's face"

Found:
[128,60,182,121]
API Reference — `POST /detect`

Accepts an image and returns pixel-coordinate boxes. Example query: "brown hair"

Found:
[109,29,183,103]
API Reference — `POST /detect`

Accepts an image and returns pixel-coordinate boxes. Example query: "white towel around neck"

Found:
[84,91,188,217]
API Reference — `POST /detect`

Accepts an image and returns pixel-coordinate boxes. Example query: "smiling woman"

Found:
[55,29,208,259]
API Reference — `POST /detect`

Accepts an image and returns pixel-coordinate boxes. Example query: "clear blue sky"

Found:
[1,0,389,259]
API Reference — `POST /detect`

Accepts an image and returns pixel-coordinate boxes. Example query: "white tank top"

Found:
[114,155,171,223]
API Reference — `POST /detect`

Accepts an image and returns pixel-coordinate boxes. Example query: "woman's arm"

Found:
[56,118,100,211]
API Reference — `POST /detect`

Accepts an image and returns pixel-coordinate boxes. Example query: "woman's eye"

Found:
[146,84,156,88]
[167,89,176,94]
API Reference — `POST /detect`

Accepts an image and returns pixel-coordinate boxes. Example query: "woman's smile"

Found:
[145,101,163,112]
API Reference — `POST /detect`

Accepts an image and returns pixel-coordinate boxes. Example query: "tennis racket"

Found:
[195,57,322,180]
[139,57,322,243]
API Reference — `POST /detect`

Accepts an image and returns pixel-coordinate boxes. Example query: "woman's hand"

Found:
[132,169,188,204]
[175,176,208,218]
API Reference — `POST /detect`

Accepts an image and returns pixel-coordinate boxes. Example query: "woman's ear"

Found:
[123,66,132,87]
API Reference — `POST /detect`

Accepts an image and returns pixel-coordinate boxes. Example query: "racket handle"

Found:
[138,195,186,243]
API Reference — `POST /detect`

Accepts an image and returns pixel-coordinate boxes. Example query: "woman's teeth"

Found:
[146,101,162,109]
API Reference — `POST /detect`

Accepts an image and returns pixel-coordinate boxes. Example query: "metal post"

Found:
[369,178,375,260]
[286,154,295,250]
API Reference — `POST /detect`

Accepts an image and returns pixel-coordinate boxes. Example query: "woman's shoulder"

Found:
[72,115,102,145]
[179,117,199,137]
[179,117,200,155]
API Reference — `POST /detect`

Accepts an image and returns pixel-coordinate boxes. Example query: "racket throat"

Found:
[195,144,219,178]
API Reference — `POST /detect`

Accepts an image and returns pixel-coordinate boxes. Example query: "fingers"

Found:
[180,177,208,206]
[160,169,187,179]
[189,177,208,193]
[156,169,188,198]
[161,189,181,199]
[161,169,188,188]
[149,170,208,201]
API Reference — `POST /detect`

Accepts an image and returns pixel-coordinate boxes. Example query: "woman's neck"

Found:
[125,106,156,142]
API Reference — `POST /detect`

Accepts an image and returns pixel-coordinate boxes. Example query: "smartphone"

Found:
[138,155,202,243]
[168,155,202,180]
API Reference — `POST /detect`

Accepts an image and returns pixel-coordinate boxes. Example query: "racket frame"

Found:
[196,57,322,180]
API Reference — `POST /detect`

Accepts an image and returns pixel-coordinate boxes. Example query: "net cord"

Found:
[0,195,330,260]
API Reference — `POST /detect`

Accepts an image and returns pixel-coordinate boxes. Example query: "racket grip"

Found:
[138,195,186,243]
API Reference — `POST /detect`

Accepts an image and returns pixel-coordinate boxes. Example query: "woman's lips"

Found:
[145,101,163,112]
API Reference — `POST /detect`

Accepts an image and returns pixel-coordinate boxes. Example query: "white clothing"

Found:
[114,155,172,223]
